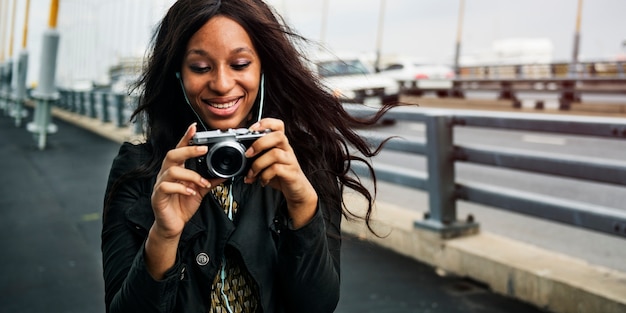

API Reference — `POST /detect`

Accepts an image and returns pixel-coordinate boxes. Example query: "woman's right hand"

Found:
[150,123,223,239]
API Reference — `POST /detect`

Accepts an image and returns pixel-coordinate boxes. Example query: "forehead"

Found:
[186,15,257,56]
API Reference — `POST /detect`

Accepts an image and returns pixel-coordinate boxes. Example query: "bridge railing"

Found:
[399,77,626,112]
[344,104,626,239]
[23,89,626,240]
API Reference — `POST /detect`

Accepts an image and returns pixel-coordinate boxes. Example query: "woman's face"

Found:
[180,15,262,130]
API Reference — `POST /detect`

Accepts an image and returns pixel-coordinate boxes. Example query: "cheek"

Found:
[243,74,261,100]
[185,80,204,98]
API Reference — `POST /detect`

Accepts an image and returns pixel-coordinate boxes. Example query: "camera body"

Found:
[186,128,271,179]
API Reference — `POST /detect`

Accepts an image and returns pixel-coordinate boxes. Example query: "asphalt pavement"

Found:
[0,110,548,313]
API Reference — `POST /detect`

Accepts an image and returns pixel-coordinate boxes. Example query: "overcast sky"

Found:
[2,0,625,86]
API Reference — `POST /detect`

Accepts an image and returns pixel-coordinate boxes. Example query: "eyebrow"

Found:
[185,47,256,58]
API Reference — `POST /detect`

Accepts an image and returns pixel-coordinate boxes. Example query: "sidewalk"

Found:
[0,110,551,312]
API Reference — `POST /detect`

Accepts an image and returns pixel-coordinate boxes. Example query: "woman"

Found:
[102,0,393,312]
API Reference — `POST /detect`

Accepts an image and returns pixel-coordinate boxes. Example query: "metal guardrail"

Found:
[399,77,626,111]
[345,104,626,239]
[459,60,626,79]
[4,87,626,240]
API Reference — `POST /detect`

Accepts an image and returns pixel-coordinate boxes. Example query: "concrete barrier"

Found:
[342,193,626,313]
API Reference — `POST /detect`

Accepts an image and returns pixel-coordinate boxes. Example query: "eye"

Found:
[231,61,251,71]
[189,64,211,73]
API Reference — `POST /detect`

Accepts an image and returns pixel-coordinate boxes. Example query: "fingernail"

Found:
[200,178,211,188]
[187,188,197,196]
[249,122,260,130]
[245,147,254,157]
[197,145,208,152]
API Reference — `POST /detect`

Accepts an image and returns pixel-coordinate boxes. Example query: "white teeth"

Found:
[209,100,237,109]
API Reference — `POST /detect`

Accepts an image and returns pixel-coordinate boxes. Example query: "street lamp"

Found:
[568,0,583,77]
[453,0,465,76]
[374,0,387,72]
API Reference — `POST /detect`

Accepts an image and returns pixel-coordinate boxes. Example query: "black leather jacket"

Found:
[102,143,341,313]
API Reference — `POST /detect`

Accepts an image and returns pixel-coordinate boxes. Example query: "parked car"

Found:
[380,61,456,81]
[379,60,456,94]
[310,53,399,106]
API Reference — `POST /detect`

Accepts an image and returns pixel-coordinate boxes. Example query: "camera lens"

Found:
[206,142,246,178]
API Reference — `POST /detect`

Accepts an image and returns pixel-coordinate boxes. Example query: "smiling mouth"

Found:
[206,98,239,109]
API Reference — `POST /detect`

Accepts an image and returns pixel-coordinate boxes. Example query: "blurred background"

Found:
[2,0,625,90]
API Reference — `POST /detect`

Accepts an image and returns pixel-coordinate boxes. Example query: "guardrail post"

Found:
[0,61,13,115]
[559,79,580,110]
[449,80,464,98]
[10,50,29,127]
[100,92,110,123]
[414,113,478,238]
[114,93,125,127]
[70,90,78,112]
[129,94,143,135]
[498,81,521,108]
[88,91,96,118]
[27,25,59,150]
[78,91,86,116]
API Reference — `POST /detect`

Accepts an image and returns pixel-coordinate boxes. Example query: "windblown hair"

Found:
[112,0,395,233]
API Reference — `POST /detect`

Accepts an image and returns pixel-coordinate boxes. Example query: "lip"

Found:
[202,97,242,116]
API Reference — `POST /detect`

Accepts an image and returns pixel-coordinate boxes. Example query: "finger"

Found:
[249,118,284,133]
[161,166,212,189]
[154,180,199,198]
[245,147,292,183]
[245,129,290,159]
[163,145,209,168]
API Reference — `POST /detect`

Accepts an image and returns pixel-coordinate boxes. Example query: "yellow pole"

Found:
[48,0,59,29]
[575,0,583,34]
[8,0,16,57]
[1,0,7,62]
[453,0,465,75]
[22,0,30,49]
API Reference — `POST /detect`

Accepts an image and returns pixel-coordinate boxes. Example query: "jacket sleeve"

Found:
[277,198,342,313]
[101,143,183,313]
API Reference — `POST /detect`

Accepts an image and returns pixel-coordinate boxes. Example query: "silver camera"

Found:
[186,128,271,179]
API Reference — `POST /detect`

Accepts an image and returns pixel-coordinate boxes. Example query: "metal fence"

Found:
[345,104,626,239]
[5,87,626,240]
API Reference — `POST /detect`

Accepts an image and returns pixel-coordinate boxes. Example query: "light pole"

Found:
[1,0,17,116]
[374,0,387,72]
[569,0,583,77]
[320,0,329,50]
[27,0,60,150]
[11,0,30,126]
[453,0,465,76]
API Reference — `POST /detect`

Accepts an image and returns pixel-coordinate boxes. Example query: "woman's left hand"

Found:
[245,118,318,228]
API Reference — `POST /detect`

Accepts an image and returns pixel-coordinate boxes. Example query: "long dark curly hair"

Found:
[108,0,395,233]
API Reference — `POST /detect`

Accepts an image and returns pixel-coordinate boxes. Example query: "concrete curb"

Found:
[48,106,626,313]
[341,193,626,313]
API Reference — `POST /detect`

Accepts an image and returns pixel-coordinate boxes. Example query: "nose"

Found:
[209,66,234,95]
